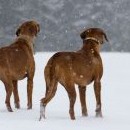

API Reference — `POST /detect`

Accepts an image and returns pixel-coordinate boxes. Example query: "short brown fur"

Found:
[0,20,40,112]
[40,28,108,120]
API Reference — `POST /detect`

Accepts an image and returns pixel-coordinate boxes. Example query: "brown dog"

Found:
[39,28,108,120]
[0,20,40,112]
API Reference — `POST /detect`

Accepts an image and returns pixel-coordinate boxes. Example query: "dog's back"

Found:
[45,48,103,87]
[0,36,34,81]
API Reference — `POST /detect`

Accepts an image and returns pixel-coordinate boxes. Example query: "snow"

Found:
[43,0,64,11]
[0,52,130,130]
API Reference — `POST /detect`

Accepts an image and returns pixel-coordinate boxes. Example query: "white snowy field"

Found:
[0,52,130,130]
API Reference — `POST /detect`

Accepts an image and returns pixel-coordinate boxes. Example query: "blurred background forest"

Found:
[0,0,130,52]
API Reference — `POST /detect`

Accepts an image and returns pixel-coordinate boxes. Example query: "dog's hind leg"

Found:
[13,80,20,109]
[27,65,35,109]
[40,78,58,120]
[27,77,33,109]
[78,86,88,117]
[94,80,102,117]
[4,80,13,112]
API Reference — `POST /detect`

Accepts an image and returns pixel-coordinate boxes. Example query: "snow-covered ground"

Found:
[0,52,130,130]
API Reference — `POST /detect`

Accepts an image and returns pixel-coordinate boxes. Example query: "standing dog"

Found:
[39,28,108,120]
[0,20,40,112]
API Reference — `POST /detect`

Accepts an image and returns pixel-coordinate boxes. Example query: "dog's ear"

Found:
[103,32,109,42]
[34,23,40,36]
[16,28,21,36]
[37,24,40,33]
[80,30,87,40]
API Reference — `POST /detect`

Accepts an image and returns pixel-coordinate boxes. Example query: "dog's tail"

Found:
[44,54,57,96]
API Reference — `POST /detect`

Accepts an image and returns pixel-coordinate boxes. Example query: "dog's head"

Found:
[80,28,108,44]
[16,20,40,37]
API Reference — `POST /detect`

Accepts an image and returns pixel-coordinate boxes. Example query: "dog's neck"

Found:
[84,37,101,45]
[17,35,35,54]
[79,37,101,54]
